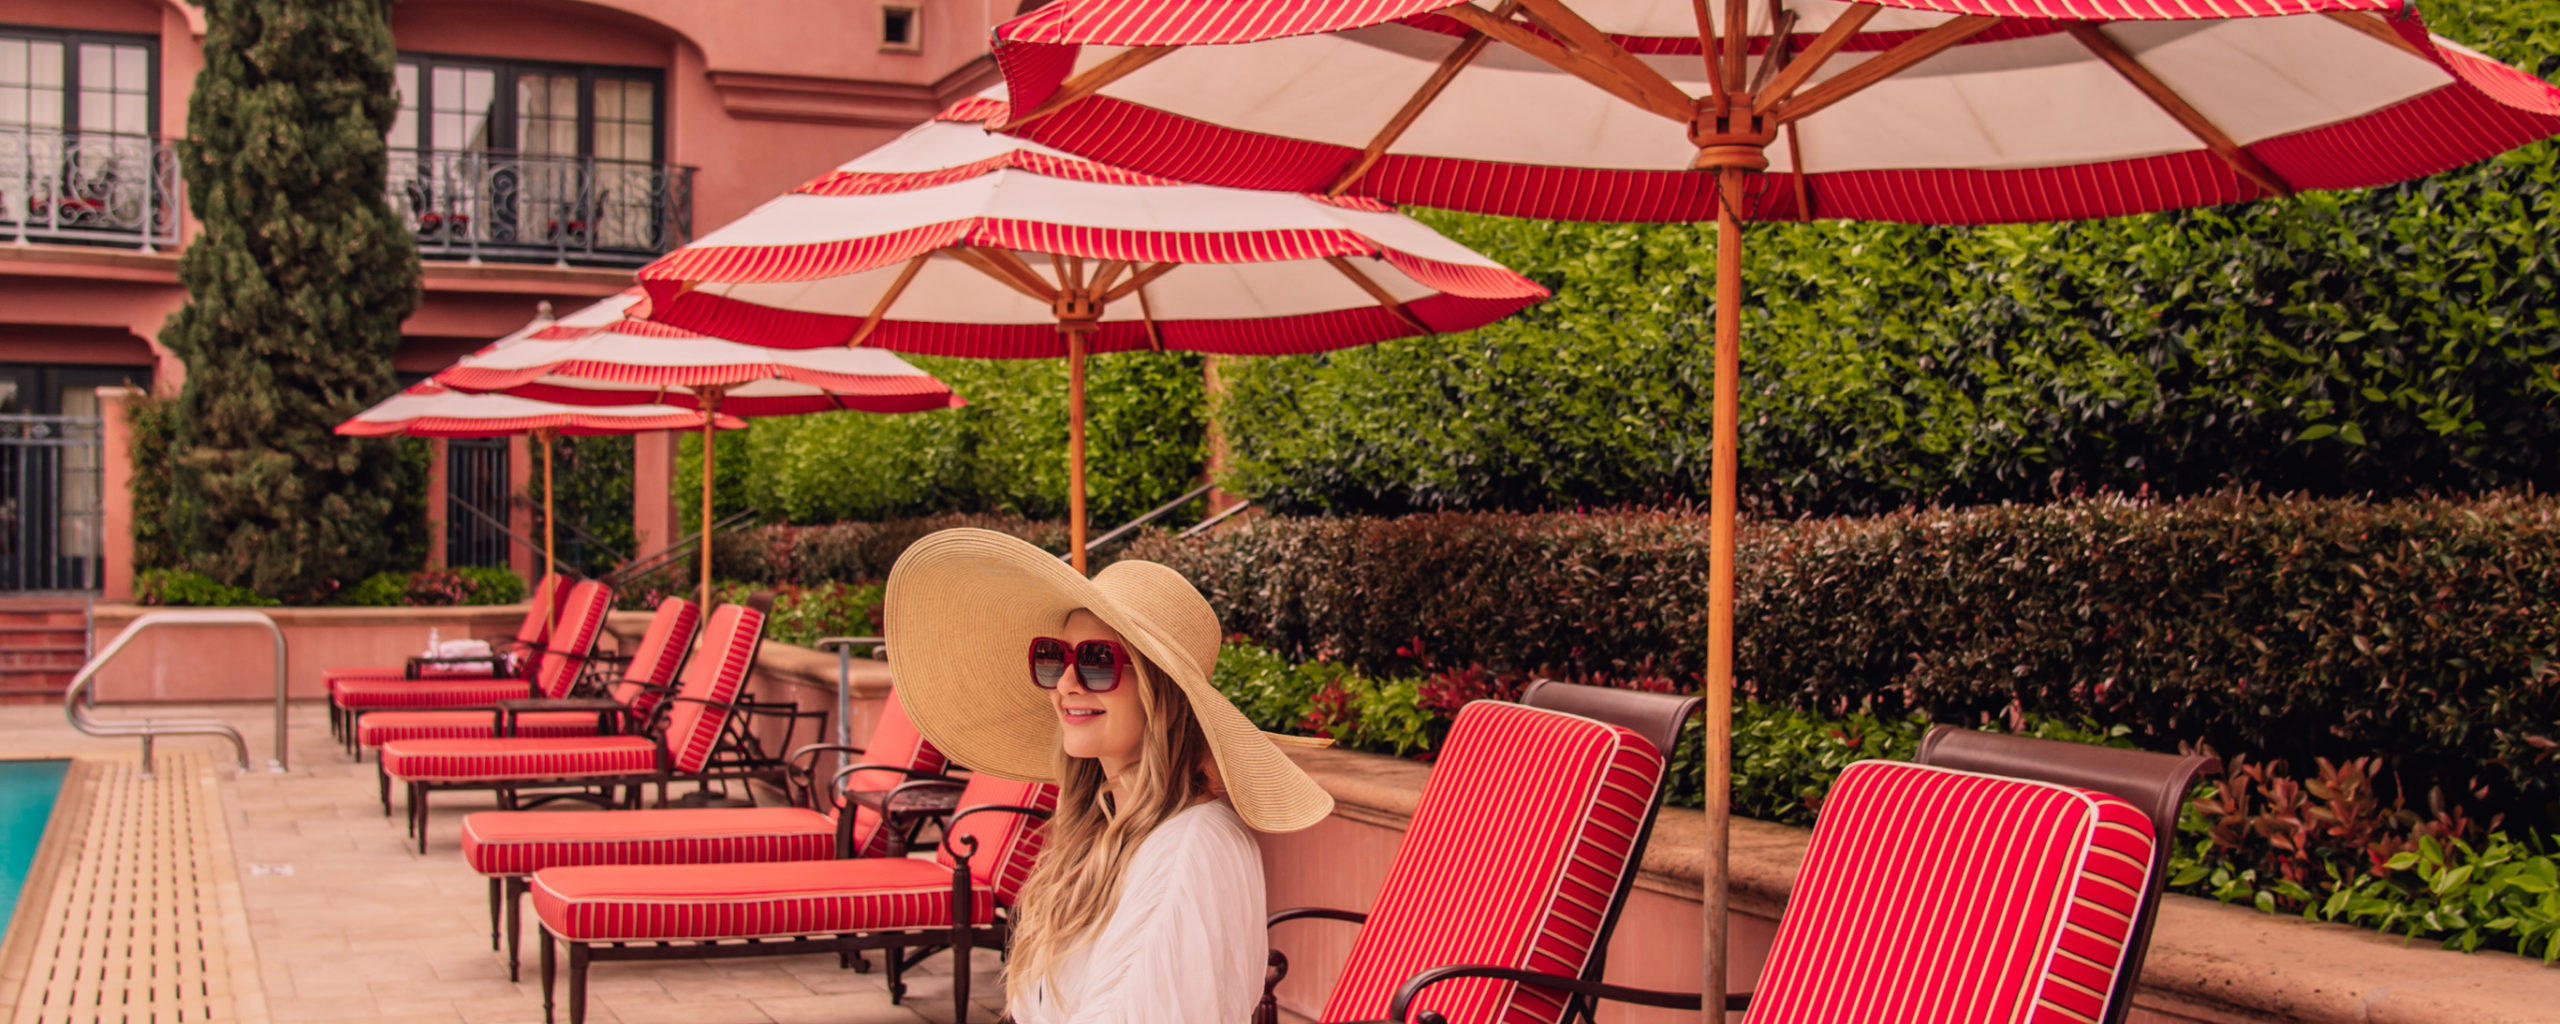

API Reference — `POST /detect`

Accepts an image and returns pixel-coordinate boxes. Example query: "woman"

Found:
[885,529,1335,1023]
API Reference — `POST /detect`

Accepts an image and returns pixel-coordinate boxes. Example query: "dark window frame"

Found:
[393,51,665,165]
[0,24,160,138]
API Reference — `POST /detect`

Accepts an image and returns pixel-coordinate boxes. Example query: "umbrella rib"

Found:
[1777,14,1999,126]
[2066,23,2293,198]
[846,253,930,348]
[1719,0,1750,96]
[1324,255,1433,336]
[1511,0,1696,118]
[2324,10,2424,58]
[1689,0,1727,109]
[953,247,1060,301]
[1101,261,1178,303]
[1331,7,1506,197]
[1135,283,1164,351]
[1745,9,1798,97]
[1752,4,1875,116]
[999,45,1181,131]
[1442,4,1692,124]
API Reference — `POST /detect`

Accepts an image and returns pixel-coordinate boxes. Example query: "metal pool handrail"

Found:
[64,610,288,777]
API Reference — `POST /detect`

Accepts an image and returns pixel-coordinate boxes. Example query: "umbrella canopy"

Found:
[632,88,1549,569]
[988,0,2560,223]
[984,0,2560,1009]
[436,289,968,417]
[335,382,746,438]
[435,289,967,611]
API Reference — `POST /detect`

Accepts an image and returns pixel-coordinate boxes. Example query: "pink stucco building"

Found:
[0,0,1018,599]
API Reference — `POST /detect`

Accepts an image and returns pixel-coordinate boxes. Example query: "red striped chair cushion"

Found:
[605,598,699,716]
[1743,760,2157,1024]
[934,775,1058,904]
[842,691,952,858]
[333,678,534,710]
[530,857,989,943]
[381,736,658,783]
[357,709,611,747]
[517,574,567,647]
[530,580,615,700]
[463,807,837,877]
[1321,701,1665,1024]
[660,603,766,773]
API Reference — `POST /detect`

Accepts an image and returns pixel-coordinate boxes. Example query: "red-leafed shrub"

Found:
[1130,493,2560,818]
[708,513,1070,586]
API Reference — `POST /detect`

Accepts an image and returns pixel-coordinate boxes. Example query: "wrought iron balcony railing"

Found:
[391,149,695,267]
[0,129,183,250]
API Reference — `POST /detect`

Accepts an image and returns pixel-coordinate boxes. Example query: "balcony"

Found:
[0,129,182,250]
[390,149,695,268]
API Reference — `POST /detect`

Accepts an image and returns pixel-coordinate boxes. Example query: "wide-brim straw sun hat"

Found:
[885,528,1334,833]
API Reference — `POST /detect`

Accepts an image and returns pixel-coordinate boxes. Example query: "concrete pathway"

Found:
[4,702,1006,1024]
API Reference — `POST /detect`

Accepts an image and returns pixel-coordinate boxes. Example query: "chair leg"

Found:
[414,785,430,855]
[886,943,906,1003]
[950,925,973,1024]
[567,941,589,1024]
[379,762,392,818]
[488,878,502,951]
[539,926,556,1024]
[506,877,524,982]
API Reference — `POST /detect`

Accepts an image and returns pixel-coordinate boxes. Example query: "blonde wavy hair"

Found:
[1003,644,1215,1005]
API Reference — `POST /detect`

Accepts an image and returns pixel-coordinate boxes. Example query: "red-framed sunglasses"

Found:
[1028,637,1129,692]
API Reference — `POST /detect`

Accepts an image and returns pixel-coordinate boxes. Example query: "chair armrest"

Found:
[826,763,954,795]
[939,804,1056,862]
[1381,965,1743,1023]
[787,742,872,770]
[1269,906,1368,930]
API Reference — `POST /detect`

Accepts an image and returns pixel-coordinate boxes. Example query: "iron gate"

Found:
[0,413,104,592]
[446,437,512,568]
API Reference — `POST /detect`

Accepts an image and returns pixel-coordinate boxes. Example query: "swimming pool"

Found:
[1,759,70,929]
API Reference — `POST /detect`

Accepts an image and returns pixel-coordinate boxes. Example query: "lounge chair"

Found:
[324,574,570,743]
[1369,728,2214,1024]
[381,594,819,853]
[457,689,955,980]
[348,587,652,759]
[529,771,1057,1024]
[365,597,700,816]
[1253,684,1692,1024]
[332,579,614,759]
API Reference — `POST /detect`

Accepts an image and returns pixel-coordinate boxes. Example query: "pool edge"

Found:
[0,756,103,1013]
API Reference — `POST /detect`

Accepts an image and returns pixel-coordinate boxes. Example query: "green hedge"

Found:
[680,350,1207,529]
[1132,495,2560,820]
[1214,1,2560,517]
[711,514,1069,586]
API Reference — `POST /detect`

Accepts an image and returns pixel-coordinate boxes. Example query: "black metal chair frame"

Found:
[536,801,1051,1024]
[1365,725,2219,1024]
[1255,681,1703,1024]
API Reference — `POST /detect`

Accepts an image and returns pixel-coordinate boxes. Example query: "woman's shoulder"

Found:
[1131,800,1258,869]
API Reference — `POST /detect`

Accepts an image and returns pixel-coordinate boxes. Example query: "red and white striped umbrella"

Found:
[435,289,966,610]
[990,0,2560,224]
[435,289,967,417]
[635,88,1549,568]
[986,0,2560,1009]
[336,382,746,586]
[334,382,746,439]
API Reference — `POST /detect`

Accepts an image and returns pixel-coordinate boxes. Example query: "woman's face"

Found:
[1053,610,1148,778]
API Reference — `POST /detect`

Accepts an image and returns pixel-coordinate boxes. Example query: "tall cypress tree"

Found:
[160,0,422,602]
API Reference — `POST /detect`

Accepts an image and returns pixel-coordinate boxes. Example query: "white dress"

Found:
[1012,800,1267,1024]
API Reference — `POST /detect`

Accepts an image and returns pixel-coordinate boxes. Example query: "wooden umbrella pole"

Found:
[1066,328,1091,574]
[1701,165,1747,1020]
[698,389,724,613]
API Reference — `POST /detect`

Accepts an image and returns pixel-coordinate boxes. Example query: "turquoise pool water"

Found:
[1,759,70,929]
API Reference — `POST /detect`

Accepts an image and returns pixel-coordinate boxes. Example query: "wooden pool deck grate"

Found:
[6,754,265,1024]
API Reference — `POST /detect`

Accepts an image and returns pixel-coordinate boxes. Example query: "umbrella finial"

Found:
[534,300,556,323]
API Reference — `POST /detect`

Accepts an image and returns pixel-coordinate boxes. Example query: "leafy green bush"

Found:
[1134,495,2560,821]
[707,580,885,648]
[712,514,1070,585]
[339,567,526,607]
[1214,0,2560,518]
[683,350,1207,529]
[136,568,276,607]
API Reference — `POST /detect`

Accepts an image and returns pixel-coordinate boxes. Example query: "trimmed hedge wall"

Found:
[711,513,1068,586]
[1129,495,2560,819]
